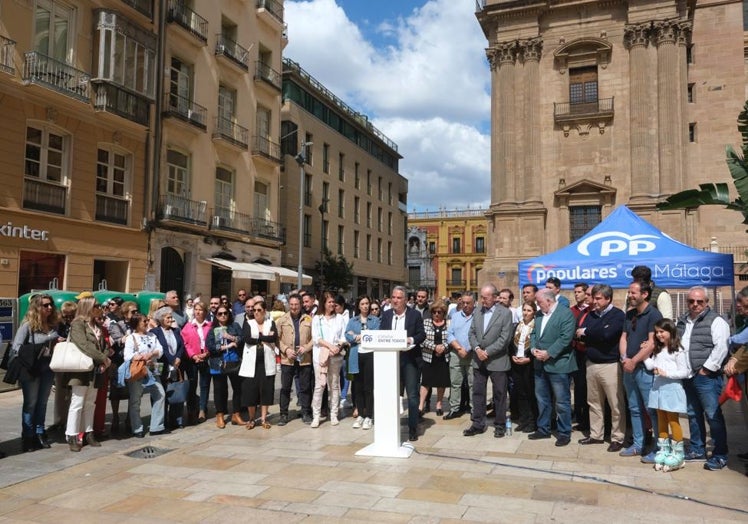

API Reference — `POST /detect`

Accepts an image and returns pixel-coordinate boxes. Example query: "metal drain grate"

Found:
[124,446,173,459]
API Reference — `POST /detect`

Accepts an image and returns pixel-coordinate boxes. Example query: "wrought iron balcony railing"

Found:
[554,97,614,122]
[96,194,129,225]
[254,60,281,90]
[251,217,285,243]
[23,51,90,102]
[120,0,153,18]
[158,194,208,225]
[23,178,67,215]
[252,135,281,162]
[213,117,249,149]
[216,34,249,70]
[256,0,284,23]
[0,35,15,74]
[211,206,251,235]
[93,81,150,126]
[166,0,208,43]
[164,92,207,130]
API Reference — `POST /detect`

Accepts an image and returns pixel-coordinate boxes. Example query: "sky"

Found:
[284,0,492,213]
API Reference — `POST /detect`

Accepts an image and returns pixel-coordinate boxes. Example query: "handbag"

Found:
[166,369,189,404]
[129,359,147,381]
[50,333,94,373]
[0,344,11,371]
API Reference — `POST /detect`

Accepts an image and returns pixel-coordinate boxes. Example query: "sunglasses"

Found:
[42,302,54,308]
[688,299,705,305]
[370,307,379,311]
[216,311,229,316]
[252,308,264,312]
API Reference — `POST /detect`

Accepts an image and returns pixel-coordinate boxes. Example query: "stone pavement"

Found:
[0,387,747,523]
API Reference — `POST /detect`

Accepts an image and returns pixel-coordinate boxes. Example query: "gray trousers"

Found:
[448,355,473,414]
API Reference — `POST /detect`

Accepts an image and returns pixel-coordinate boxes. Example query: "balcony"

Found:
[254,61,281,91]
[252,135,281,163]
[96,194,129,225]
[554,97,614,124]
[158,194,208,226]
[93,81,150,126]
[23,178,67,215]
[0,35,15,74]
[120,0,153,18]
[23,52,90,102]
[211,206,251,235]
[163,92,207,130]
[213,117,249,149]
[216,34,249,71]
[252,217,285,243]
[166,0,208,44]
[446,280,467,289]
[256,0,283,24]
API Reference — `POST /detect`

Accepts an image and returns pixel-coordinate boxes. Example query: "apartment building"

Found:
[476,0,748,290]
[280,59,408,299]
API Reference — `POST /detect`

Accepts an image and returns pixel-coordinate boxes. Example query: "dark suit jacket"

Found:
[531,305,577,374]
[468,304,513,372]
[150,326,185,367]
[380,307,426,364]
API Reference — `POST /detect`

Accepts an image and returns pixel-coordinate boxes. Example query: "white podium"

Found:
[355,330,413,458]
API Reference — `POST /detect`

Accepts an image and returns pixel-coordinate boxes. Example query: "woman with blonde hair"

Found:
[11,294,60,452]
[63,294,110,451]
[147,299,166,329]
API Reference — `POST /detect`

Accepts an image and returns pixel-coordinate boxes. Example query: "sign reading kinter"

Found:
[0,222,49,241]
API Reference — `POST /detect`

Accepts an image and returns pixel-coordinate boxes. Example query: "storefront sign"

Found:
[0,222,49,241]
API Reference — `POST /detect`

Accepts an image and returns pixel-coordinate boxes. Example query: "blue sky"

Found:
[284,0,492,212]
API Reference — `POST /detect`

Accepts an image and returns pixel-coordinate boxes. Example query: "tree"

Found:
[315,248,354,292]
[657,100,748,228]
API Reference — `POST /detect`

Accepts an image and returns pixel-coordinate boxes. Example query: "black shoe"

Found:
[555,436,571,447]
[22,437,37,452]
[277,415,288,426]
[737,452,748,460]
[36,432,51,449]
[578,437,605,445]
[607,442,624,453]
[527,431,551,440]
[463,426,486,437]
[302,414,313,425]
[443,411,461,420]
[494,427,506,438]
[408,430,418,442]
[521,425,537,433]
[149,429,171,436]
[132,431,145,438]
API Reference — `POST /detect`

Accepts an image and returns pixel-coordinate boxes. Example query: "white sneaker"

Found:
[331,416,339,426]
[310,418,320,428]
[362,418,372,430]
[352,416,364,429]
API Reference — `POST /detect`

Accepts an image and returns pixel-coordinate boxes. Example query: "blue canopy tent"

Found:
[518,206,734,290]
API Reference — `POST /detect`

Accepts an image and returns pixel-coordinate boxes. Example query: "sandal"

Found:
[261,421,271,429]
[246,420,255,430]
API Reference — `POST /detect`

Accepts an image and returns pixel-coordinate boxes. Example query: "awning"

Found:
[204,258,276,281]
[268,266,313,285]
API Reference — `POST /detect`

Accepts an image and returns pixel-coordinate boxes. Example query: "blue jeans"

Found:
[534,367,572,437]
[400,358,420,433]
[19,362,54,437]
[622,366,658,450]
[340,359,350,400]
[684,372,728,458]
[128,379,166,434]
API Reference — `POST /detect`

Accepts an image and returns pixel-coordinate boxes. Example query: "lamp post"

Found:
[294,142,312,291]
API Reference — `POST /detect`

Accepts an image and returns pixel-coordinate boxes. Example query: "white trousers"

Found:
[66,385,96,437]
[312,355,343,420]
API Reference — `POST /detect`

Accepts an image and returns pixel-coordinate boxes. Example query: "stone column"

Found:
[492,41,517,207]
[675,21,692,194]
[624,23,657,203]
[654,20,679,196]
[519,38,542,205]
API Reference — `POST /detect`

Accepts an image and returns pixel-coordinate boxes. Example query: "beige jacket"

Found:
[276,311,313,366]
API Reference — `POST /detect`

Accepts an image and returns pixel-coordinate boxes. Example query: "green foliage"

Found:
[315,248,354,292]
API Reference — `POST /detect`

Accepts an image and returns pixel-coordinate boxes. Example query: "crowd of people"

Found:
[3,266,747,475]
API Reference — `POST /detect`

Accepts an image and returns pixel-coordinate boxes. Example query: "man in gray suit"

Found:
[465,284,514,437]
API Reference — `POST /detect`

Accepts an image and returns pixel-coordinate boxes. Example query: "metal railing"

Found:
[0,35,15,74]
[164,92,207,129]
[446,280,467,288]
[216,34,249,70]
[23,51,90,102]
[250,216,285,243]
[120,0,153,18]
[409,207,488,219]
[93,81,150,125]
[214,117,249,149]
[166,0,208,42]
[96,194,129,225]
[256,0,284,23]
[254,60,281,90]
[554,97,614,121]
[23,178,67,214]
[158,194,208,225]
[252,135,281,162]
[211,206,250,235]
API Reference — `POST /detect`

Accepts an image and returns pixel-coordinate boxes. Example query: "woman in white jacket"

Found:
[310,291,347,428]
[238,300,278,429]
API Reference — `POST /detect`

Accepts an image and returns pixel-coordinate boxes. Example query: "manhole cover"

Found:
[125,446,173,459]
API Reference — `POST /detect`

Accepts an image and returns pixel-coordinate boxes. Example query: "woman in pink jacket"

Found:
[181,301,212,424]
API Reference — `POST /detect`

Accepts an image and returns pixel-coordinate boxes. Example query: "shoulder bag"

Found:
[128,335,148,381]
[50,331,94,373]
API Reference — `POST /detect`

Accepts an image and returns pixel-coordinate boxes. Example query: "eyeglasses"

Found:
[688,299,705,305]
[42,302,54,308]
[432,310,445,315]
[252,308,264,312]
[216,311,229,316]
[370,307,379,311]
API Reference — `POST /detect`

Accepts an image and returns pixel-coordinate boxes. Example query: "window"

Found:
[569,206,601,242]
[388,241,393,265]
[256,105,272,143]
[34,0,74,63]
[388,212,392,234]
[303,214,311,247]
[378,176,383,200]
[354,196,360,224]
[337,225,344,255]
[366,169,372,195]
[354,231,360,258]
[169,56,193,114]
[322,143,329,173]
[19,251,65,295]
[354,162,360,189]
[686,44,694,65]
[428,241,436,254]
[687,83,694,103]
[377,207,382,232]
[451,268,462,286]
[96,146,130,224]
[569,66,598,107]
[25,124,68,184]
[689,122,696,143]
[322,182,329,214]
[322,220,328,251]
[388,182,392,205]
[475,236,485,253]
[166,149,189,196]
[304,174,312,206]
[366,202,372,228]
[218,85,237,132]
[280,120,298,156]
[305,133,313,164]
[338,189,345,218]
[452,237,461,254]
[254,181,269,220]
[377,238,382,263]
[338,153,345,181]
[366,234,371,260]
[214,166,233,218]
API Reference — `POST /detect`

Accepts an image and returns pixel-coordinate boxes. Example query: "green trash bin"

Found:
[134,291,166,315]
[17,290,79,322]
[93,291,137,309]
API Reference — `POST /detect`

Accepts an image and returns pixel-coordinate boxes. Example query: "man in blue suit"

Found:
[380,286,426,442]
[529,288,577,446]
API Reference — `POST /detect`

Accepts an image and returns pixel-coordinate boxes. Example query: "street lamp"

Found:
[294,142,313,291]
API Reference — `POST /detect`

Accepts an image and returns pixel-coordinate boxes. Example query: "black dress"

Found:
[240,320,277,406]
[421,323,451,388]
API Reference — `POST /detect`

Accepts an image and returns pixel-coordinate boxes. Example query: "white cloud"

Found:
[284,0,491,210]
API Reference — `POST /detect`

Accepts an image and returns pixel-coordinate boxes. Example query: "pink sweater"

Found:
[182,319,212,358]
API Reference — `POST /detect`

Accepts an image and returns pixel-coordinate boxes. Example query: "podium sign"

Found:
[355,330,413,458]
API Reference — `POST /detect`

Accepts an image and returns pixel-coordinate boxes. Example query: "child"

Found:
[644,319,690,471]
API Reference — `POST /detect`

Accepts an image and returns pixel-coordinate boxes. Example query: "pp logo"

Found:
[362,334,373,343]
[577,232,659,257]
